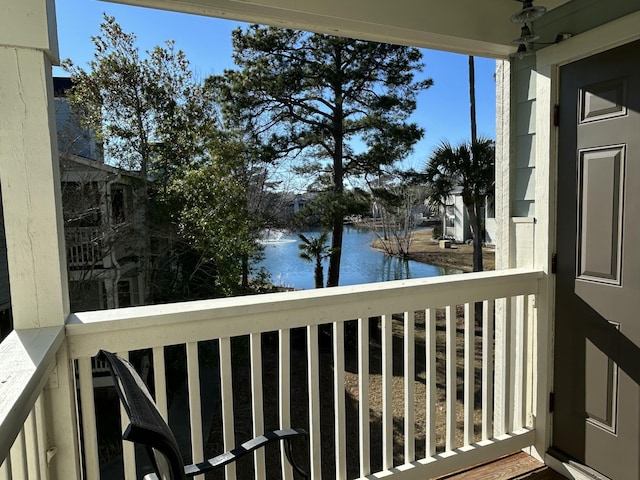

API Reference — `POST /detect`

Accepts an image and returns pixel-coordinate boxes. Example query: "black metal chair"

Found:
[97,350,308,479]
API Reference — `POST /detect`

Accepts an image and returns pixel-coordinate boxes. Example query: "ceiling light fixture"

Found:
[511,23,540,44]
[512,43,536,59]
[511,0,547,24]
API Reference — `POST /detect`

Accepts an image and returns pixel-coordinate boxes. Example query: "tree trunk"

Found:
[327,218,343,287]
[241,255,249,288]
[469,55,477,145]
[327,69,345,288]
[314,260,324,289]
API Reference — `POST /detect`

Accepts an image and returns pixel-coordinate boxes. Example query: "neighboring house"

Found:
[55,77,144,311]
[60,154,145,311]
[442,187,497,246]
[53,77,103,161]
[3,3,640,480]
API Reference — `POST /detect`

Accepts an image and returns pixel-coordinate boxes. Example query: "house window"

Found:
[117,280,133,308]
[111,186,125,224]
[63,181,102,227]
[445,205,455,228]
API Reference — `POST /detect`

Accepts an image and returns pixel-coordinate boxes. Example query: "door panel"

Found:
[554,40,640,480]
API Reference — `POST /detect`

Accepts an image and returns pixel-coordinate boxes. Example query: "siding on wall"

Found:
[535,0,639,44]
[508,0,639,220]
[512,54,536,217]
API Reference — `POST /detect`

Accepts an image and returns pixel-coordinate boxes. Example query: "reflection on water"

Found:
[256,226,460,290]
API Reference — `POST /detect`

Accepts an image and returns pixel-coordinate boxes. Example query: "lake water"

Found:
[257,226,460,290]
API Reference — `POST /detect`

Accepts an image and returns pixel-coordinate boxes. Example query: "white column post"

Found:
[0,2,79,479]
[0,0,69,328]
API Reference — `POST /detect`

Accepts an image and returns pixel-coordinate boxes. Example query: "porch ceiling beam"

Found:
[101,0,527,58]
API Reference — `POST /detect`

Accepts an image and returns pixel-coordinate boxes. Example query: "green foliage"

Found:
[297,231,333,288]
[62,15,270,302]
[62,14,214,174]
[208,25,432,286]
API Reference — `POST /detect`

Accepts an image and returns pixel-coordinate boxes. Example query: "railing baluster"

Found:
[445,305,456,452]
[25,405,41,479]
[358,317,370,477]
[525,294,535,429]
[307,324,322,480]
[78,357,100,479]
[35,396,48,480]
[482,299,494,441]
[514,295,526,430]
[118,351,136,480]
[279,329,293,480]
[382,313,393,470]
[333,321,347,479]
[425,308,436,457]
[12,429,27,480]
[250,333,266,479]
[219,337,237,480]
[494,298,512,436]
[186,342,204,479]
[152,347,168,420]
[0,453,10,480]
[508,297,518,434]
[464,303,474,446]
[404,311,415,463]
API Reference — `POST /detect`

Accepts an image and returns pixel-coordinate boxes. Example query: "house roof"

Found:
[60,153,144,181]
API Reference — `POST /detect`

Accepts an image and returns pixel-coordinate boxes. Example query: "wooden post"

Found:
[0,1,78,478]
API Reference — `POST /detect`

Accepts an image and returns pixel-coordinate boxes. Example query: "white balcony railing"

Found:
[1,268,544,480]
[0,327,65,479]
[66,227,104,268]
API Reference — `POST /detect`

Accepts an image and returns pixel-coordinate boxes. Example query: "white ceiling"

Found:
[100,0,571,58]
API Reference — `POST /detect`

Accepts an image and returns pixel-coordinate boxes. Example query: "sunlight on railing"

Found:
[64,269,542,480]
[0,328,63,480]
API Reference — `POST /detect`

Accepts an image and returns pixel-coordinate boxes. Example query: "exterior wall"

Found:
[495,0,640,270]
[494,0,640,465]
[512,56,537,218]
[484,217,497,247]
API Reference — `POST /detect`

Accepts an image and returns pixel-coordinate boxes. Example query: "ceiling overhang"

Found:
[100,0,570,58]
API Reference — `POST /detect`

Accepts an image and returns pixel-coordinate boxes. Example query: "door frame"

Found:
[533,10,640,479]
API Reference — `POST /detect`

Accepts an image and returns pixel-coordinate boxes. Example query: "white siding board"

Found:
[514,168,536,201]
[515,68,537,103]
[515,101,536,136]
[516,135,536,168]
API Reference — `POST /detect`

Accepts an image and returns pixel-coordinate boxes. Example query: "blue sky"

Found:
[53,0,496,171]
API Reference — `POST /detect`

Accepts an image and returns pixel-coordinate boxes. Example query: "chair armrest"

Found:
[143,428,308,479]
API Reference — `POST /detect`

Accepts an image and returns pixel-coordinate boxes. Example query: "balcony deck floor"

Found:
[433,452,567,480]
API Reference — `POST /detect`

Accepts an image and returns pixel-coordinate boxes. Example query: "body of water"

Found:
[257,226,460,290]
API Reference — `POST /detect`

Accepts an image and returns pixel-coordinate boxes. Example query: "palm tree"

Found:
[297,232,332,288]
[424,138,495,272]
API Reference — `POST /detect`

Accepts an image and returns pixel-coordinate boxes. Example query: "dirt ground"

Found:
[204,307,486,479]
[199,229,494,478]
[372,228,495,272]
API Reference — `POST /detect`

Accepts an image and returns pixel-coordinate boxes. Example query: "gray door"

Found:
[553,39,640,480]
